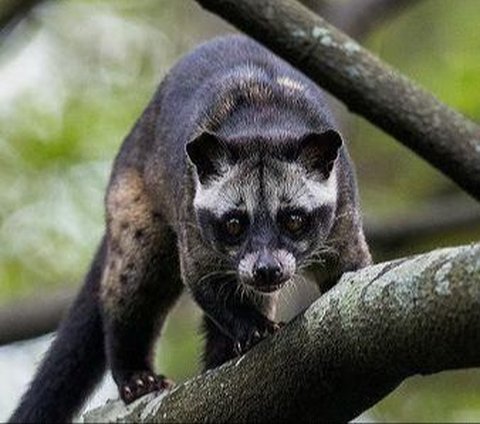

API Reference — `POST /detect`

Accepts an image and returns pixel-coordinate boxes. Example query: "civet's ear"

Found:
[298,129,343,178]
[186,132,232,184]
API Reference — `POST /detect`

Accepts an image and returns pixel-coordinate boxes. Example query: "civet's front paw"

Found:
[232,314,284,356]
[119,371,174,404]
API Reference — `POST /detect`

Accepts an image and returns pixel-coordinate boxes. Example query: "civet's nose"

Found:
[252,250,283,287]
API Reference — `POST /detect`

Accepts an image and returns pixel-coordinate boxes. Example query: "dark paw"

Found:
[120,371,174,404]
[233,317,285,356]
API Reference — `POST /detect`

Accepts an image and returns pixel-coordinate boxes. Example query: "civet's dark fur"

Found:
[10,35,371,423]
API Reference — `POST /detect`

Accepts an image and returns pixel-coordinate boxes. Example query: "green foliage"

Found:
[0,0,179,298]
[370,370,480,422]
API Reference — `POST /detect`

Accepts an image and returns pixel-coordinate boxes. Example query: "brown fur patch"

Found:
[100,168,178,317]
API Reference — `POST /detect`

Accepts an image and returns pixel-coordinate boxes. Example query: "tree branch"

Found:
[195,0,480,201]
[0,0,43,37]
[365,196,480,250]
[84,243,480,423]
[0,289,74,346]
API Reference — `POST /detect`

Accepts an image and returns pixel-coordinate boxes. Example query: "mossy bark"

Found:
[85,243,480,423]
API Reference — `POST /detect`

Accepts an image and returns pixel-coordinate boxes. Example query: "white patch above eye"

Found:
[276,76,305,92]
[193,164,259,217]
[303,166,338,209]
[193,169,236,216]
[193,156,338,221]
[265,161,338,213]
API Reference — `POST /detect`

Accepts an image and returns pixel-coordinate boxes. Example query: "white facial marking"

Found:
[264,160,338,214]
[238,251,259,283]
[193,156,338,224]
[275,249,296,279]
[303,166,338,209]
[193,169,237,216]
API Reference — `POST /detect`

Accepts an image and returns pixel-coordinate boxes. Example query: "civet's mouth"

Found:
[253,281,286,293]
[244,271,291,294]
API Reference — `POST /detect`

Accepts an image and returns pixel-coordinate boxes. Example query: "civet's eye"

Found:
[279,210,308,237]
[225,217,244,238]
[221,212,249,243]
[284,213,304,234]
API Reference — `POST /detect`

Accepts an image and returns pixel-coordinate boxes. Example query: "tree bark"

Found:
[84,243,480,423]
[195,0,480,201]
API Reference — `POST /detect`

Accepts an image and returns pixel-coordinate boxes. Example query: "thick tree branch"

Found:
[84,243,480,423]
[0,289,74,346]
[195,0,480,201]
[366,196,480,250]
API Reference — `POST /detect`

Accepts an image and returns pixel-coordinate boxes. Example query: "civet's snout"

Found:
[239,248,296,293]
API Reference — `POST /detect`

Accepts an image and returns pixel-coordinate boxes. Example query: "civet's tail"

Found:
[9,239,107,423]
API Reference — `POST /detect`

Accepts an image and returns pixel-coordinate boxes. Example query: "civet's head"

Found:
[186,130,342,293]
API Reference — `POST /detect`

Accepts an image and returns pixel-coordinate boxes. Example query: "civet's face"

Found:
[187,131,341,293]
